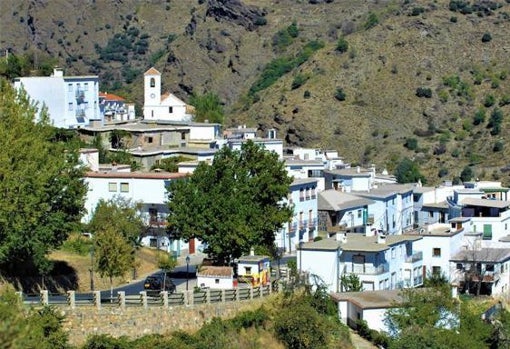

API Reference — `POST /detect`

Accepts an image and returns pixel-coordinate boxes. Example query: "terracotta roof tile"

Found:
[144,67,161,76]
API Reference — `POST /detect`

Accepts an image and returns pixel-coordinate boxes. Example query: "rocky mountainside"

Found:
[2,0,510,184]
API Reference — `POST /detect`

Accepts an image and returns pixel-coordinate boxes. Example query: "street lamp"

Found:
[186,255,190,291]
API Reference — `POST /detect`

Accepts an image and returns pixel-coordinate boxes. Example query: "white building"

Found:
[99,92,135,122]
[83,170,188,255]
[299,232,423,293]
[406,219,468,280]
[143,67,194,121]
[276,178,319,253]
[14,68,100,128]
[197,266,235,290]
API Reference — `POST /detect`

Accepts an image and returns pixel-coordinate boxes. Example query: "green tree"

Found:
[88,198,144,298]
[340,273,363,292]
[0,79,87,275]
[167,141,293,265]
[364,12,379,30]
[190,92,224,124]
[394,158,426,184]
[460,166,474,182]
[157,251,178,291]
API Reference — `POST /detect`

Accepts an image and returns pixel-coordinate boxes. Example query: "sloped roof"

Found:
[197,266,233,278]
[318,189,375,211]
[144,67,161,76]
[99,92,125,101]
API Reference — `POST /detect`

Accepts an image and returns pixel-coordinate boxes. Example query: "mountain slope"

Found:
[2,0,510,184]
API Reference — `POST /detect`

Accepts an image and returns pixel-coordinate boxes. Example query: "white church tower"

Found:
[143,67,162,119]
[142,67,193,122]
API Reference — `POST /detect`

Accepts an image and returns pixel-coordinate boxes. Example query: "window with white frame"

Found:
[120,182,129,193]
[84,83,88,91]
[108,182,117,192]
[433,248,441,257]
[68,103,73,111]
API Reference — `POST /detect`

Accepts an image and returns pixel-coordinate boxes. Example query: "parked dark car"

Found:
[143,275,176,295]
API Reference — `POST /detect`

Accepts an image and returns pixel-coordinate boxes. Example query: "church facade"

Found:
[143,67,194,121]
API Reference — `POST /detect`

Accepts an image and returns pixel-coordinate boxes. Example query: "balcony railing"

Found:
[350,264,388,275]
[289,222,298,232]
[405,251,423,263]
[308,218,317,229]
[299,220,308,231]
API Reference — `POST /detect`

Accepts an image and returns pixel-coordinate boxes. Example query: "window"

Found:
[151,110,154,118]
[120,182,129,193]
[68,103,73,111]
[433,248,441,257]
[169,106,173,113]
[432,266,441,275]
[299,188,304,202]
[391,248,396,259]
[181,132,186,140]
[150,77,155,87]
[146,136,153,144]
[215,279,219,284]
[456,263,463,270]
[84,83,89,91]
[68,83,73,92]
[244,267,251,274]
[108,182,117,192]
[357,209,362,218]
[486,264,494,272]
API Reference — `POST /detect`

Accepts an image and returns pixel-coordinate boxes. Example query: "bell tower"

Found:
[143,67,161,119]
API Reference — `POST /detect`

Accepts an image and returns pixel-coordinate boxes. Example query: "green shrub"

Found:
[291,74,308,90]
[303,90,311,99]
[481,32,492,42]
[287,21,299,38]
[473,108,486,125]
[499,95,510,106]
[411,7,425,16]
[254,16,267,26]
[416,87,432,98]
[438,167,449,177]
[274,302,330,349]
[334,87,346,101]
[450,16,458,22]
[364,12,379,30]
[336,37,349,53]
[404,138,418,150]
[484,94,496,107]
[61,233,93,255]
[493,140,504,152]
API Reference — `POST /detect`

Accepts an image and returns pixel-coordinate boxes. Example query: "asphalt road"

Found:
[22,253,297,303]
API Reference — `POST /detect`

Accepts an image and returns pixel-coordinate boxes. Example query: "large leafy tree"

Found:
[394,157,426,184]
[385,286,492,349]
[88,198,144,298]
[0,79,87,275]
[167,140,293,265]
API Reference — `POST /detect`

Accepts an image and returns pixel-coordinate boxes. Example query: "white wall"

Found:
[189,124,219,140]
[197,276,234,290]
[300,249,339,292]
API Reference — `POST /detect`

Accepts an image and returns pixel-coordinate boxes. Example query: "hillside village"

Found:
[12,65,510,336]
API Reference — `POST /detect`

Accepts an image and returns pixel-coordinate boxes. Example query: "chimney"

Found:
[366,226,375,237]
[356,166,361,173]
[377,234,386,244]
[250,248,255,256]
[336,232,347,243]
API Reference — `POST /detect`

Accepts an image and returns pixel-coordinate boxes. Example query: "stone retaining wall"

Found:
[62,298,269,346]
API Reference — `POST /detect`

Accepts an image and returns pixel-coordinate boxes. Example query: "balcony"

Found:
[299,220,308,231]
[350,264,388,275]
[308,218,317,229]
[405,251,423,263]
[289,222,298,232]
